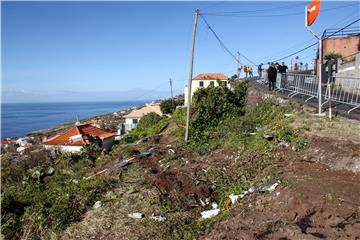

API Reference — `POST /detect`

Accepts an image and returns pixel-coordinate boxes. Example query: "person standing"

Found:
[244,65,248,78]
[280,62,288,73]
[249,66,253,77]
[267,63,277,91]
[258,63,263,79]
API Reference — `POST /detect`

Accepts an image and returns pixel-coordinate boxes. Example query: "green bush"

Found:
[126,112,169,140]
[1,152,115,239]
[160,99,176,114]
[189,80,248,144]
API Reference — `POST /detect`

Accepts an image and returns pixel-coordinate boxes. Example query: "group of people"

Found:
[257,62,289,91]
[242,65,253,78]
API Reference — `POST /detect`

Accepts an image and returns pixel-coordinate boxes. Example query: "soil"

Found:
[59,88,360,240]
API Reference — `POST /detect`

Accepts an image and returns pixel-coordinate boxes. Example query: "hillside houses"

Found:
[119,104,163,134]
[42,123,116,153]
[184,73,230,106]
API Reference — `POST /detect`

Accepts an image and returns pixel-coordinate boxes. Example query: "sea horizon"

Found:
[1,100,150,139]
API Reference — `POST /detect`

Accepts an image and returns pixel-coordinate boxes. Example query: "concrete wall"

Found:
[184,79,229,106]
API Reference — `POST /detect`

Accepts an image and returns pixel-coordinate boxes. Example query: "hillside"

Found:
[2,81,359,240]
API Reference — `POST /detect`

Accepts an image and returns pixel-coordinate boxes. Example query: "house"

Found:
[1,140,18,153]
[42,123,116,153]
[184,73,230,106]
[120,104,163,134]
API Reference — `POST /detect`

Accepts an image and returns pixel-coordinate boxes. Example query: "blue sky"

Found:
[2,1,359,102]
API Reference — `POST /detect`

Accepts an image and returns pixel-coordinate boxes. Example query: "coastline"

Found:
[1,100,151,140]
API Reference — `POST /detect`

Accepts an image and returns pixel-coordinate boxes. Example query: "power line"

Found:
[202,3,359,18]
[266,18,360,63]
[199,14,257,66]
[203,2,304,14]
[199,14,239,63]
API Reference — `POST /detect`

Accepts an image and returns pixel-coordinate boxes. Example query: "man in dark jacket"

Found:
[267,63,277,91]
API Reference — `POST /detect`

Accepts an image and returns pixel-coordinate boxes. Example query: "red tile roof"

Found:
[193,73,228,80]
[42,124,115,146]
[1,140,16,145]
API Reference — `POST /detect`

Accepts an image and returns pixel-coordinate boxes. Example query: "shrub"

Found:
[190,81,248,143]
[160,99,176,114]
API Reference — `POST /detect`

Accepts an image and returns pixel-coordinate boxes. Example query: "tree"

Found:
[324,52,342,61]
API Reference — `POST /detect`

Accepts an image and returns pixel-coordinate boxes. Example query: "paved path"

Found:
[249,78,360,121]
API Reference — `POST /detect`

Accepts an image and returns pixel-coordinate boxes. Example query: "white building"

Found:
[121,104,163,133]
[42,123,116,153]
[184,73,229,106]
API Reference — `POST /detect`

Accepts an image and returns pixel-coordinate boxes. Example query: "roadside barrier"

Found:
[323,76,360,114]
[278,73,319,102]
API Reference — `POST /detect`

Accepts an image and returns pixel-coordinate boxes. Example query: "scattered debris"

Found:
[262,133,274,141]
[140,151,151,158]
[85,169,109,180]
[200,202,220,219]
[115,159,131,168]
[256,179,281,193]
[284,113,293,117]
[93,201,102,209]
[47,167,55,175]
[201,208,220,219]
[278,141,290,148]
[128,212,144,219]
[226,179,281,209]
[168,148,175,155]
[150,213,166,222]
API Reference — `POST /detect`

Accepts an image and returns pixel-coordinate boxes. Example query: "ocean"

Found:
[1,101,148,139]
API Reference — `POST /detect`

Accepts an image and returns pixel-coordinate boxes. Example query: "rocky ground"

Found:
[57,86,360,240]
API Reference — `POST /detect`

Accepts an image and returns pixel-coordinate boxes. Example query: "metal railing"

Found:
[323,76,360,114]
[277,73,319,102]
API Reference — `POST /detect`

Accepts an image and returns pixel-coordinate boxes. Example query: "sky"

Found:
[1,1,359,102]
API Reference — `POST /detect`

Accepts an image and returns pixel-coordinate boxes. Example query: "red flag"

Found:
[306,0,321,27]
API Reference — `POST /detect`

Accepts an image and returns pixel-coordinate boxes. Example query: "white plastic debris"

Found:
[284,113,293,117]
[278,141,290,148]
[150,213,166,222]
[93,201,102,209]
[168,149,175,155]
[128,212,144,219]
[201,208,220,219]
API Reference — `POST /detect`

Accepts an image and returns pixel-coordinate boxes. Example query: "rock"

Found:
[93,201,102,209]
[128,212,144,219]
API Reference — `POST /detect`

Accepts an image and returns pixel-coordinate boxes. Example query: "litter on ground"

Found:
[226,179,281,209]
[128,212,144,219]
[150,213,166,222]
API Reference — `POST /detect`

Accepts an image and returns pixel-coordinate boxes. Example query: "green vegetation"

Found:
[1,80,310,240]
[324,51,342,61]
[160,97,185,115]
[125,112,170,141]
[1,149,116,240]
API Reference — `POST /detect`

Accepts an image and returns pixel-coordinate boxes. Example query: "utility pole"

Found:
[237,51,241,78]
[169,78,174,107]
[185,9,199,142]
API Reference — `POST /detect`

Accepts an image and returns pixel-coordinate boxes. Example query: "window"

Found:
[224,81,227,87]
[132,118,138,124]
[199,81,204,87]
[210,81,214,87]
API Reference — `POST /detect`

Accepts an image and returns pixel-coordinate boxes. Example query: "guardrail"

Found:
[256,72,360,114]
[323,76,360,114]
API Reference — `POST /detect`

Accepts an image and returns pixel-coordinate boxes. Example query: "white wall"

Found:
[125,117,140,125]
[184,79,229,106]
[44,145,83,153]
